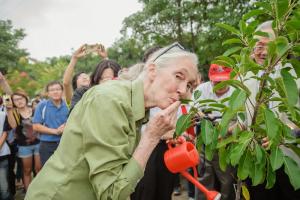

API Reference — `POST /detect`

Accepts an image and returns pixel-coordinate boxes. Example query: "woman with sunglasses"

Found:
[6,91,41,193]
[25,42,199,200]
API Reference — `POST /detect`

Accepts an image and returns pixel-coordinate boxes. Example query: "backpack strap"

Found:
[12,109,21,126]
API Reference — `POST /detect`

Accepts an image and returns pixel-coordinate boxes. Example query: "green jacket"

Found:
[26,79,147,200]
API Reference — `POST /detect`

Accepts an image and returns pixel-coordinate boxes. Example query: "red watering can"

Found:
[164,137,221,200]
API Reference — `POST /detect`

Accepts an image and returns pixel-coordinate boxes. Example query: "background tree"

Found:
[0,20,28,73]
[109,0,255,78]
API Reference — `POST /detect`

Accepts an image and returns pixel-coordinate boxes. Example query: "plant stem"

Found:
[235,179,242,200]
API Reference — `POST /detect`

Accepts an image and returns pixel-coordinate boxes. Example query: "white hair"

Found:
[255,20,275,39]
[118,44,198,81]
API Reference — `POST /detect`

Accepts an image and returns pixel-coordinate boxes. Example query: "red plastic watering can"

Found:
[164,137,221,200]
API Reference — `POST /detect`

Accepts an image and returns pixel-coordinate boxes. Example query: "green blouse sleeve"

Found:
[80,92,143,200]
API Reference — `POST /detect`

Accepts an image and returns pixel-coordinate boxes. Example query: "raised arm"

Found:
[63,45,86,104]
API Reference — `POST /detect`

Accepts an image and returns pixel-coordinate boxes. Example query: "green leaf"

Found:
[217,135,236,149]
[275,36,290,58]
[175,114,192,137]
[230,131,253,166]
[222,38,242,46]
[201,119,213,145]
[264,108,280,140]
[270,146,284,170]
[223,46,242,57]
[214,55,236,68]
[180,99,192,104]
[219,89,247,136]
[209,103,226,109]
[255,2,272,13]
[266,160,276,189]
[199,99,217,104]
[287,19,300,30]
[205,143,214,161]
[193,90,201,100]
[286,144,300,158]
[237,150,251,180]
[251,163,266,186]
[281,69,299,106]
[242,9,265,20]
[289,59,300,78]
[219,111,235,137]
[238,112,246,122]
[283,156,300,190]
[254,31,270,38]
[215,23,240,35]
[229,89,247,110]
[213,80,251,96]
[239,20,247,35]
[255,144,264,165]
[196,132,204,152]
[219,147,227,171]
[276,0,289,20]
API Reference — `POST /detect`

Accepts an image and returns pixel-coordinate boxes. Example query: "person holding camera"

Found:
[5,90,41,193]
[63,44,108,105]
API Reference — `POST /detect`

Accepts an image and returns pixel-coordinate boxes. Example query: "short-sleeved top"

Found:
[32,99,69,142]
[14,111,39,146]
[193,81,234,121]
[25,79,147,200]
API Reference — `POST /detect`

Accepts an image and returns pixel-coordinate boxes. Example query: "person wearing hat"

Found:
[194,64,237,200]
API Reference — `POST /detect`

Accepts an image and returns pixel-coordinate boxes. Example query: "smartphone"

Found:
[83,44,105,55]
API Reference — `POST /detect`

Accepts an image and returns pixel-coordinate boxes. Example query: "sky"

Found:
[0,0,142,60]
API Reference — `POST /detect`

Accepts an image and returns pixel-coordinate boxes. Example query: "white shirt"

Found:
[193,81,234,122]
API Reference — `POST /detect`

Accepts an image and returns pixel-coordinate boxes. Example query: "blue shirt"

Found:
[33,99,69,142]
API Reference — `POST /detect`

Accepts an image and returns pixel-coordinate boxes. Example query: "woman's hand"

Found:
[72,45,86,60]
[96,44,108,59]
[144,101,180,141]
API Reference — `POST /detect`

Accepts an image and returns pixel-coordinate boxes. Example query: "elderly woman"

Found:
[25,42,199,200]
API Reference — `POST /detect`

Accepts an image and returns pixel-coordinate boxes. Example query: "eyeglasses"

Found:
[153,42,185,62]
[48,88,62,92]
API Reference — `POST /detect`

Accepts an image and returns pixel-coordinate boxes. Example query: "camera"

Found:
[2,94,11,106]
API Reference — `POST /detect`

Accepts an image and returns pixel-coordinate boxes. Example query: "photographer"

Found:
[63,44,108,104]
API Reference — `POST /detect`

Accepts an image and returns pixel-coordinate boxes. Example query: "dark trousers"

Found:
[39,141,59,166]
[247,167,300,200]
[131,141,176,200]
[196,152,236,200]
[7,142,17,196]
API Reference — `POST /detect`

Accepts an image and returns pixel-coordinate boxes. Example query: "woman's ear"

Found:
[147,63,157,82]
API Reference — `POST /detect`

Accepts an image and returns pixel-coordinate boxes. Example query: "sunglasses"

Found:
[153,42,185,62]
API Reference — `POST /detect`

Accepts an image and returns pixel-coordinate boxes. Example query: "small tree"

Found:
[176,0,300,199]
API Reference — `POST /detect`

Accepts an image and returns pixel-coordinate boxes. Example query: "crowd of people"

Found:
[0,20,299,200]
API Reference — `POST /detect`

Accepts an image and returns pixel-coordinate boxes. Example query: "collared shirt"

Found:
[32,99,69,142]
[26,79,146,200]
[194,81,234,121]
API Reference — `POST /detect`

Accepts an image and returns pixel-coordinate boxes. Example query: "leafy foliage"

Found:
[175,0,300,195]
